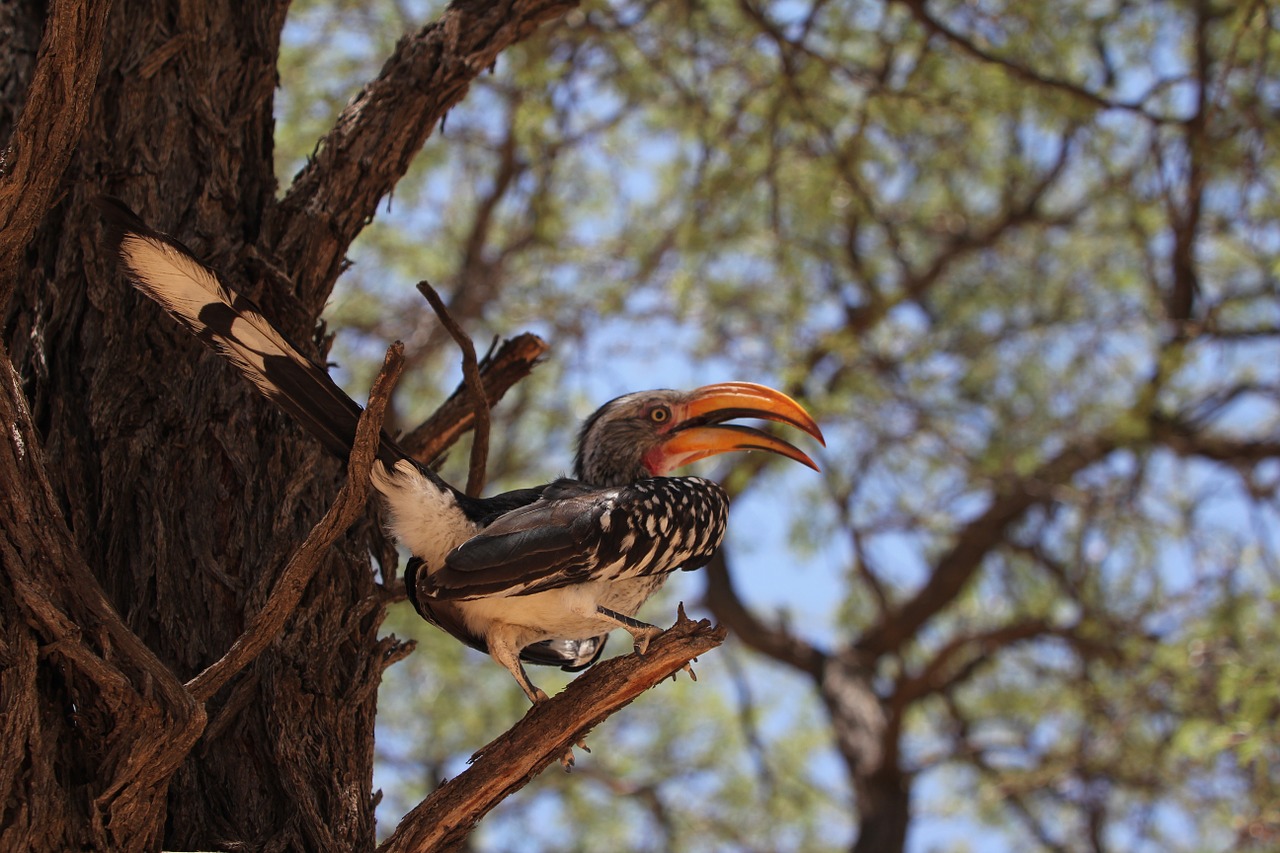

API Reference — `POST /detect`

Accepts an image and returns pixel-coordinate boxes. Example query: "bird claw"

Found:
[559,735,590,771]
[632,626,663,656]
[669,659,698,683]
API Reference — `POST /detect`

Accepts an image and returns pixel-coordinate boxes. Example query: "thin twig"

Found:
[185,342,405,702]
[417,281,489,496]
[400,332,547,463]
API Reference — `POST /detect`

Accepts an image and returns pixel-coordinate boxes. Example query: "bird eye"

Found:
[649,406,671,423]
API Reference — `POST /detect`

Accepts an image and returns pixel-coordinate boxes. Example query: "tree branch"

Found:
[1163,0,1211,325]
[702,550,827,678]
[185,343,404,702]
[265,0,578,315]
[894,619,1053,708]
[0,0,112,312]
[1151,415,1280,464]
[378,606,726,853]
[401,332,548,463]
[856,435,1116,657]
[417,282,490,497]
[895,0,1163,120]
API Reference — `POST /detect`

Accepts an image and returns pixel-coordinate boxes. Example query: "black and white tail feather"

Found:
[97,198,398,468]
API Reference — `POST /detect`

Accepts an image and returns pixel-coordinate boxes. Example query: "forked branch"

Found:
[401,332,548,463]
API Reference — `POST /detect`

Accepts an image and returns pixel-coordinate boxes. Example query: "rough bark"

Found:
[1,1,574,850]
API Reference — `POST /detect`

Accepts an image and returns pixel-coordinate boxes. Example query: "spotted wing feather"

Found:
[428,476,729,600]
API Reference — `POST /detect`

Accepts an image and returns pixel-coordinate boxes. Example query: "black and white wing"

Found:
[426,476,729,600]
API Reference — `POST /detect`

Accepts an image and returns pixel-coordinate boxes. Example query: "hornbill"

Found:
[99,199,824,704]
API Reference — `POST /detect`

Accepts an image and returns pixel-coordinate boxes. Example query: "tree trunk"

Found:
[820,652,911,853]
[4,1,388,849]
[1,1,573,850]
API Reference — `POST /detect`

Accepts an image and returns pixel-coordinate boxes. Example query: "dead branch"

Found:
[377,605,726,853]
[401,332,548,463]
[417,282,490,497]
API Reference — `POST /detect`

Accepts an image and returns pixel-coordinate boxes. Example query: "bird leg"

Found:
[595,606,699,680]
[488,637,548,705]
[483,635,588,770]
[596,606,664,655]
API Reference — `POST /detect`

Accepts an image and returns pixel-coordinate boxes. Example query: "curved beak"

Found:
[647,382,826,474]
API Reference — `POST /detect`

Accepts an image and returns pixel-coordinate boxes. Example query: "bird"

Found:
[98,198,825,704]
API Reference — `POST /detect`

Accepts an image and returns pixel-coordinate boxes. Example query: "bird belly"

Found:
[596,574,667,617]
[455,581,616,649]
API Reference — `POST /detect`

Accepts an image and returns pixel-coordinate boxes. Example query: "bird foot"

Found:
[558,734,590,771]
[631,625,664,656]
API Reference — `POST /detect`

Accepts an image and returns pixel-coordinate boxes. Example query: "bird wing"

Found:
[426,477,728,600]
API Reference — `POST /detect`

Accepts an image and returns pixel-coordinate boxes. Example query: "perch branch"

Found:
[186,342,404,702]
[378,605,727,853]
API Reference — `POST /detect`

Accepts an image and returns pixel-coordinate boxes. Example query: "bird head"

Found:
[573,382,825,486]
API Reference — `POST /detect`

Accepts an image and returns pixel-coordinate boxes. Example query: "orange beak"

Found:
[645,382,826,475]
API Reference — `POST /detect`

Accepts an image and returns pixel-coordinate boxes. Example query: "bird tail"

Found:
[97,197,403,467]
